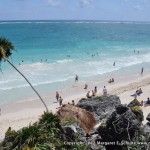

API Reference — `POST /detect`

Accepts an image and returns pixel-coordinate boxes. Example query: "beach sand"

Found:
[0,74,150,141]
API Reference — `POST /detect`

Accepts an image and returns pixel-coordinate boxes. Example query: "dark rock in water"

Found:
[146,113,150,122]
[77,95,121,122]
[128,99,140,107]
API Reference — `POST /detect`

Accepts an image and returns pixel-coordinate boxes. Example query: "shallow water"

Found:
[0,20,150,103]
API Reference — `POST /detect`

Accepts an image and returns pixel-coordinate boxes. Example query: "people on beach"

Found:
[84,84,88,89]
[103,86,107,96]
[136,88,143,95]
[131,89,142,99]
[140,100,144,106]
[146,97,150,104]
[141,67,144,76]
[59,96,63,106]
[75,75,78,82]
[94,86,97,93]
[56,91,59,102]
[108,79,112,83]
[112,78,114,82]
[86,91,91,98]
[92,90,96,97]
[72,100,75,106]
[108,78,114,83]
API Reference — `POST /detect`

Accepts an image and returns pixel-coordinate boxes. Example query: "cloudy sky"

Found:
[0,0,150,21]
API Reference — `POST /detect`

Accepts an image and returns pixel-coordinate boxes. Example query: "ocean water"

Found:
[0,20,150,104]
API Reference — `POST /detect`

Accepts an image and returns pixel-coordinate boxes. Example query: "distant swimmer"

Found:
[134,50,135,53]
[141,67,144,76]
[19,63,21,65]
[113,62,115,66]
[22,60,24,62]
[75,75,78,82]
[41,59,42,62]
[46,59,47,62]
[138,51,139,54]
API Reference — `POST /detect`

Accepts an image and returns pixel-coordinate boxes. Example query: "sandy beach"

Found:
[0,73,150,141]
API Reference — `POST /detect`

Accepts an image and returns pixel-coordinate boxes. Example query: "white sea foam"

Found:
[1,21,150,25]
[56,59,73,63]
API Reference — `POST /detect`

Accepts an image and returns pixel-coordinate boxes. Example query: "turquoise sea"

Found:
[0,20,150,104]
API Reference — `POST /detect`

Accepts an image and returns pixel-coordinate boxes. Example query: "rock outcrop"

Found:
[143,113,150,141]
[77,95,121,122]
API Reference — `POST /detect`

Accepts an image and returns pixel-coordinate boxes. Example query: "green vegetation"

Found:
[61,118,78,126]
[0,112,87,150]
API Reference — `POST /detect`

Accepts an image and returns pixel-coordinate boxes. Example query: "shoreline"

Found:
[0,72,150,141]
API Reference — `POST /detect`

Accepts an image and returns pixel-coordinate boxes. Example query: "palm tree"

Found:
[0,37,48,112]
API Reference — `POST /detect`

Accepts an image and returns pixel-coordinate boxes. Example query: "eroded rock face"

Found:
[77,95,121,122]
[143,113,150,141]
[97,103,144,150]
[146,113,150,122]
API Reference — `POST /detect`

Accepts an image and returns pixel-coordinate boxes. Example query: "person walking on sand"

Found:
[84,84,88,89]
[86,91,91,98]
[92,90,96,97]
[94,86,97,93]
[141,67,144,76]
[59,96,63,106]
[103,86,107,96]
[72,100,75,106]
[56,91,59,102]
[75,75,78,82]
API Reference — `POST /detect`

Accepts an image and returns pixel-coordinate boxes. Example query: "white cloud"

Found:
[134,5,142,11]
[79,0,94,7]
[46,0,60,7]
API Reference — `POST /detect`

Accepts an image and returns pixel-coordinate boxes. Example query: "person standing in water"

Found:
[75,75,78,82]
[113,62,115,66]
[141,67,144,76]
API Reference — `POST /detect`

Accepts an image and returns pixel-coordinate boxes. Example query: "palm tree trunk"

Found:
[7,60,49,112]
